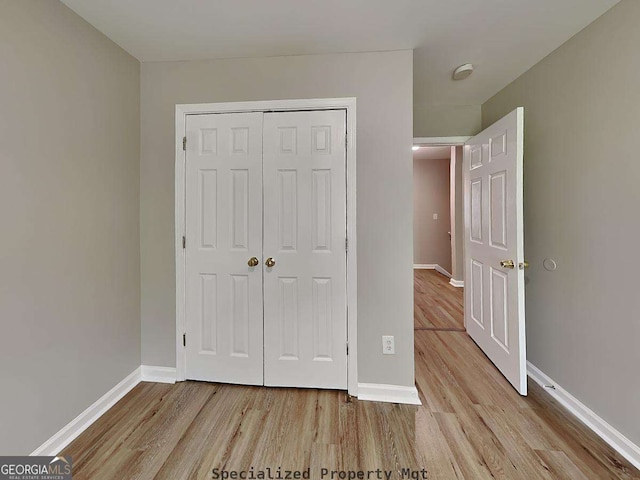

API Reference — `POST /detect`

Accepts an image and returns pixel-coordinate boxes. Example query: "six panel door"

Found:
[185,112,264,385]
[184,109,349,390]
[463,107,527,395]
[262,111,348,389]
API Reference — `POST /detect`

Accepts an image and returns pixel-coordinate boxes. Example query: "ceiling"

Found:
[60,0,619,106]
[414,146,452,161]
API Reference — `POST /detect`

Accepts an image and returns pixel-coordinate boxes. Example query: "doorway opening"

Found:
[413,140,466,333]
[412,108,527,396]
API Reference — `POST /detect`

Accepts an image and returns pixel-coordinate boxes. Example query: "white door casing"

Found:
[463,107,527,395]
[184,112,264,385]
[182,106,350,390]
[262,111,348,389]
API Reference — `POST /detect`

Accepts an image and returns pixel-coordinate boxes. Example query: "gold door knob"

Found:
[500,260,515,269]
[265,257,276,268]
[247,257,259,267]
[519,261,529,270]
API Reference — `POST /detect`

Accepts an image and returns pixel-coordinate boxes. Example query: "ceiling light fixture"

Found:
[452,63,474,80]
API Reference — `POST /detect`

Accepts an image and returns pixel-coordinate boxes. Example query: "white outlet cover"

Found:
[433,213,438,220]
[382,335,395,355]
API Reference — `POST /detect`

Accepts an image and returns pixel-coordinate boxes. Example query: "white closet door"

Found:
[464,107,527,395]
[184,112,264,385]
[262,111,348,389]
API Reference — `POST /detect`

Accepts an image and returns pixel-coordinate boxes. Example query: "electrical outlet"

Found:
[433,213,438,220]
[382,335,395,355]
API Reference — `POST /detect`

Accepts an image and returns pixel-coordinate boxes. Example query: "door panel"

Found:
[185,112,264,385]
[464,107,526,395]
[263,110,348,389]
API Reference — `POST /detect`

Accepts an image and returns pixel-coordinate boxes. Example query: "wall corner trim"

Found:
[449,279,464,288]
[413,264,452,278]
[357,383,422,405]
[141,365,177,384]
[527,362,640,470]
[31,366,142,456]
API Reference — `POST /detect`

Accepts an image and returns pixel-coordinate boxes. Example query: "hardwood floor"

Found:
[414,269,464,331]
[62,279,639,479]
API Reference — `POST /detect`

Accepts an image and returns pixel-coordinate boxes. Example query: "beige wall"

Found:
[413,156,452,272]
[483,0,640,446]
[140,51,415,387]
[414,104,481,137]
[0,1,140,454]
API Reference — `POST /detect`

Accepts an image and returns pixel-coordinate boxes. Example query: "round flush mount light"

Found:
[412,145,420,151]
[452,63,474,80]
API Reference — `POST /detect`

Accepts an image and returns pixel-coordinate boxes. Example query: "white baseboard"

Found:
[449,278,464,288]
[528,362,640,470]
[357,383,422,405]
[31,366,142,456]
[141,365,177,384]
[413,264,452,278]
[413,263,437,270]
[434,265,452,278]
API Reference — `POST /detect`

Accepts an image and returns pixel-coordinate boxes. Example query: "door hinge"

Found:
[345,237,348,252]
[182,236,186,249]
[346,342,349,355]
[182,136,187,151]
[183,333,186,347]
[345,132,348,147]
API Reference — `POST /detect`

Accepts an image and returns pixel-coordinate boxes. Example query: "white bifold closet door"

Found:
[263,111,348,389]
[184,109,348,390]
[185,112,264,385]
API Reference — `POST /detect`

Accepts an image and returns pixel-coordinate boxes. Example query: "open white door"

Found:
[463,107,527,395]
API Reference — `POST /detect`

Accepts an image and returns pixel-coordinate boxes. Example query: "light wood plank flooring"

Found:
[414,269,464,331]
[63,279,639,479]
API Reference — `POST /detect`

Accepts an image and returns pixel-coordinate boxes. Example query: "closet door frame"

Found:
[175,98,358,396]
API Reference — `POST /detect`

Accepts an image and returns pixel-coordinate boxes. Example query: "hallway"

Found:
[414,270,464,331]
